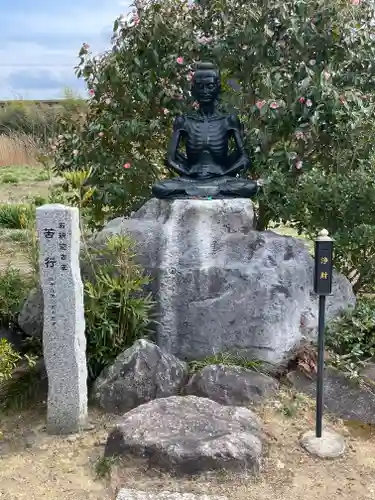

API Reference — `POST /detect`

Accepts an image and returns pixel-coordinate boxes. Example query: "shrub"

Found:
[326,296,375,376]
[0,338,21,383]
[84,234,155,380]
[0,266,35,328]
[1,174,19,184]
[0,203,35,229]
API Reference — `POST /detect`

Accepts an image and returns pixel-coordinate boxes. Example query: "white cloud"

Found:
[0,0,131,99]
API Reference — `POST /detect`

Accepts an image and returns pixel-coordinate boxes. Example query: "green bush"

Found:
[326,296,375,375]
[84,234,155,380]
[0,338,21,383]
[0,266,34,327]
[1,174,19,184]
[0,203,35,229]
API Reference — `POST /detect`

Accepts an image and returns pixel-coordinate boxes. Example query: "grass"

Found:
[0,163,58,271]
[0,133,40,167]
[0,165,51,184]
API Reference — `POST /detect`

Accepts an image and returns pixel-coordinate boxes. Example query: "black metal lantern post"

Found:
[313,229,334,438]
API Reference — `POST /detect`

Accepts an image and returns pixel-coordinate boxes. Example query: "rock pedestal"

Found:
[94,198,355,366]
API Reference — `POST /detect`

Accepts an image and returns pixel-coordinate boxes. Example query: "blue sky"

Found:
[0,0,130,100]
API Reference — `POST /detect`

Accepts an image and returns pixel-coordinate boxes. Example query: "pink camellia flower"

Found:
[296,160,303,170]
[298,96,306,104]
[186,71,194,82]
[306,99,313,108]
[255,100,266,110]
[123,162,131,169]
[351,0,360,4]
[88,89,95,97]
[295,131,304,140]
[98,132,104,137]
[163,108,170,115]
[176,57,184,65]
[269,102,279,110]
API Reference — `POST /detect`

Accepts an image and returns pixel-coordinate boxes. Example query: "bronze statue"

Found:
[152,62,259,199]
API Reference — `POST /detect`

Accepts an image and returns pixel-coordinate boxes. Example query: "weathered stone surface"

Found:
[105,395,262,474]
[18,287,43,338]
[287,367,375,424]
[20,198,355,367]
[93,198,355,366]
[360,362,375,386]
[185,364,278,406]
[93,339,188,413]
[36,204,88,434]
[116,491,227,500]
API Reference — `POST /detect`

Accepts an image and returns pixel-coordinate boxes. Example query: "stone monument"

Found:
[36,204,88,434]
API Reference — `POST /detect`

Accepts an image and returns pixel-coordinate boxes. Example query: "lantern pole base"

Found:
[300,429,345,459]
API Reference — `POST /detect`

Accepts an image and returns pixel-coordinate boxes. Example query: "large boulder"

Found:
[18,198,355,367]
[18,287,43,338]
[185,364,279,407]
[92,339,188,413]
[287,367,375,424]
[93,198,355,366]
[104,395,263,474]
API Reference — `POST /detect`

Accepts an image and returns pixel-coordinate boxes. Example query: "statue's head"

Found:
[192,62,221,104]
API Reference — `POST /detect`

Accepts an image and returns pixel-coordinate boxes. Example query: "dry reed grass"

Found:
[0,133,40,167]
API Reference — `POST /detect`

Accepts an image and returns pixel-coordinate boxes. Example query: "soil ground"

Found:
[1,391,375,500]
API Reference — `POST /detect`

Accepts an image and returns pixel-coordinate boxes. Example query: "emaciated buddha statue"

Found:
[152,62,260,199]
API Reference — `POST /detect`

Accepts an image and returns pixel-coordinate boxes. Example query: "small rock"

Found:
[116,491,227,500]
[82,422,96,431]
[105,395,263,475]
[0,439,12,456]
[300,429,345,458]
[185,364,278,406]
[93,340,188,414]
[66,434,81,443]
[22,430,38,449]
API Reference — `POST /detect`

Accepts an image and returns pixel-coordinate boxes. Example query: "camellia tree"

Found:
[54,0,375,291]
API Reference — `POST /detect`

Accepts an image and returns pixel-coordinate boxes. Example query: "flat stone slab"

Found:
[117,491,227,500]
[300,429,345,458]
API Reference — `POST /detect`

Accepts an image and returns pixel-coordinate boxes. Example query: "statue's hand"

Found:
[164,158,190,177]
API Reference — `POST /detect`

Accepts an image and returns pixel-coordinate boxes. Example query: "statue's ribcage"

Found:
[185,121,228,161]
